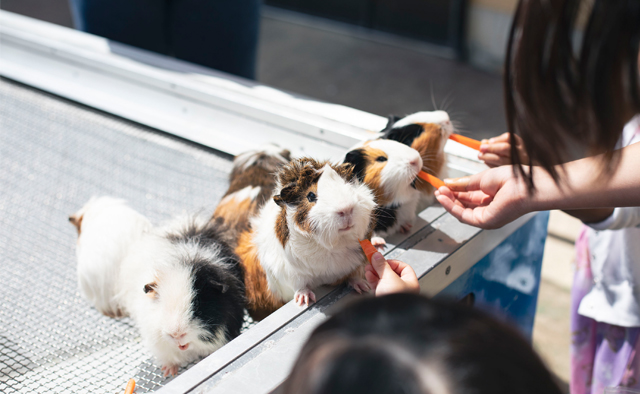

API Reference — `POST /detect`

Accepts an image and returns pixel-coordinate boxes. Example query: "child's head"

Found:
[504,0,640,187]
[282,294,561,394]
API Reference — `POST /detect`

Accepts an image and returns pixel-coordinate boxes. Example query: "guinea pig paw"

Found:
[399,223,413,234]
[294,288,316,307]
[162,364,179,377]
[349,278,371,294]
[371,236,387,251]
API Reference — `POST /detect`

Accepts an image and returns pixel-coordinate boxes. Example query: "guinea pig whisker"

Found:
[374,210,397,220]
[430,85,438,111]
[421,165,435,174]
[440,92,455,112]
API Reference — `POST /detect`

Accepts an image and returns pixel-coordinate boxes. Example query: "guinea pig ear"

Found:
[143,282,158,297]
[273,195,285,207]
[380,114,402,133]
[274,182,297,207]
[383,123,425,146]
[68,213,83,234]
[209,279,229,294]
[280,149,292,161]
[343,149,366,182]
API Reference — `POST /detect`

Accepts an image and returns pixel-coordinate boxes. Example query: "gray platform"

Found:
[0,78,245,393]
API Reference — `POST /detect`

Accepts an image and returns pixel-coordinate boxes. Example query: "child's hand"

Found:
[478,133,530,168]
[365,253,420,296]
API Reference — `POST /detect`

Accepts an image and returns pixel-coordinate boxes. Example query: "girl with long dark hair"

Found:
[436,1,640,392]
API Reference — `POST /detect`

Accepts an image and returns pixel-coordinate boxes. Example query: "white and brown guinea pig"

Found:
[214,149,376,321]
[212,144,291,251]
[381,111,453,201]
[116,216,245,376]
[343,139,423,238]
[70,196,152,318]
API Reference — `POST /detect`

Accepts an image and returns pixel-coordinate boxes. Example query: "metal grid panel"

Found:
[0,78,255,393]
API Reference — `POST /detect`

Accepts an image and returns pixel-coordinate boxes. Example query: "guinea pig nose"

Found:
[409,158,420,168]
[337,206,354,217]
[170,332,187,340]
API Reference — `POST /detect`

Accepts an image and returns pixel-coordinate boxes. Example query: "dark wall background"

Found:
[266,0,466,54]
[0,0,506,140]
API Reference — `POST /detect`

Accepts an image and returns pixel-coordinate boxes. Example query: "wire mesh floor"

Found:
[0,78,257,393]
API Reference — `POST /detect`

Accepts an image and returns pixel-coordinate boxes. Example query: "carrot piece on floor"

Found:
[124,379,136,394]
[417,171,445,189]
[449,134,482,150]
[359,239,378,264]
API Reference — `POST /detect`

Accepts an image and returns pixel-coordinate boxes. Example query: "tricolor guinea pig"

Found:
[116,216,245,376]
[381,111,453,199]
[212,144,291,250]
[343,139,422,238]
[214,148,376,321]
[70,196,152,318]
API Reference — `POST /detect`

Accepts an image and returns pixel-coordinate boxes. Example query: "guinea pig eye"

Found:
[307,192,317,203]
[376,156,388,162]
[143,283,156,294]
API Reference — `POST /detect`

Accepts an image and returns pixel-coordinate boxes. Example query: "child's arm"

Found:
[478,133,614,223]
[563,208,615,224]
[583,207,640,230]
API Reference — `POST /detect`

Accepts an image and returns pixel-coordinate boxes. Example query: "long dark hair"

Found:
[281,294,562,394]
[505,0,640,188]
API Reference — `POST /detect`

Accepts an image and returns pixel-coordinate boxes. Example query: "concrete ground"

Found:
[536,211,583,391]
[1,1,576,390]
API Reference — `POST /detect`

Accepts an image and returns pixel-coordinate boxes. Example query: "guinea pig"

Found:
[381,111,453,198]
[212,144,291,250]
[70,196,152,318]
[116,216,245,376]
[343,139,423,238]
[213,149,376,321]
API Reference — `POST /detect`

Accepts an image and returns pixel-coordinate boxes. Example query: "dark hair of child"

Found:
[504,0,640,188]
[281,294,562,394]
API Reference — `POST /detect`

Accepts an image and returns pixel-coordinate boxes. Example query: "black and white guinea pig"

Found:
[116,216,245,376]
[381,111,453,199]
[70,196,152,318]
[343,139,422,238]
[222,155,377,320]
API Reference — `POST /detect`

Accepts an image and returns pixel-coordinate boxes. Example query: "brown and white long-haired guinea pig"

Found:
[212,144,291,250]
[213,146,376,321]
[343,139,423,238]
[116,216,245,377]
[381,111,453,198]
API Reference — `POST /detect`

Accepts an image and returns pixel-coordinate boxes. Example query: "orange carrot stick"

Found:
[449,134,481,150]
[124,379,136,394]
[417,171,445,189]
[359,239,378,264]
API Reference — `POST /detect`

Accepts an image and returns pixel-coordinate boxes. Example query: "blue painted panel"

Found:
[435,212,550,340]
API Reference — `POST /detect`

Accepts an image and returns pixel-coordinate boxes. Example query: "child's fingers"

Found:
[386,259,412,276]
[365,265,380,288]
[488,132,510,143]
[451,190,493,207]
[480,142,512,156]
[478,152,512,167]
[443,173,482,192]
[385,259,404,274]
[512,133,525,146]
[365,264,379,279]
[442,177,471,192]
